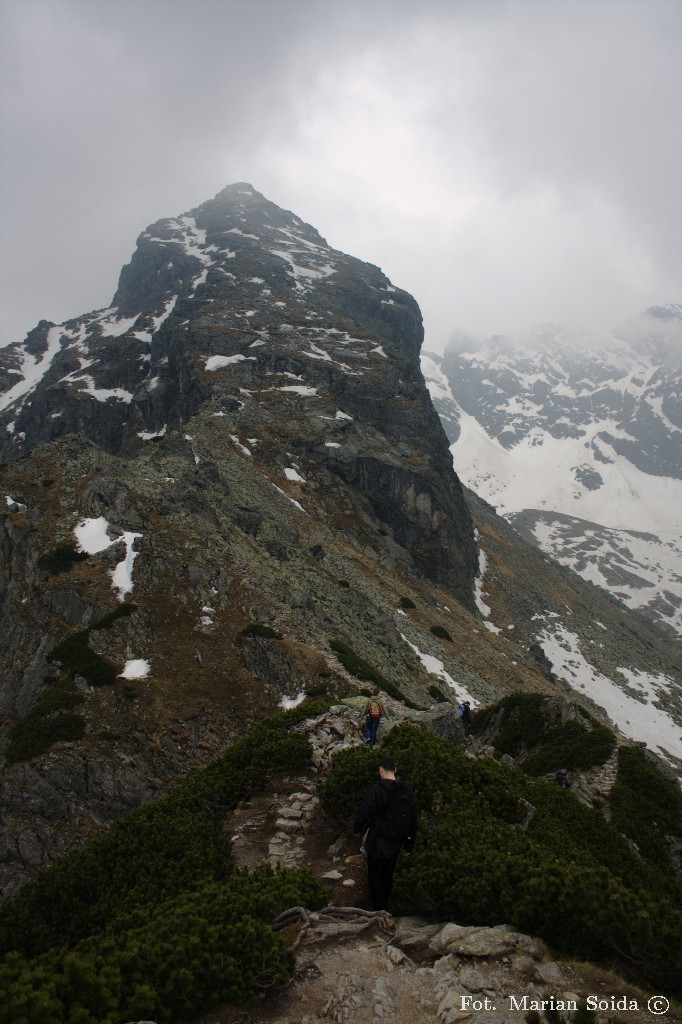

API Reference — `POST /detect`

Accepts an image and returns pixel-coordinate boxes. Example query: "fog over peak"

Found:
[1,0,680,352]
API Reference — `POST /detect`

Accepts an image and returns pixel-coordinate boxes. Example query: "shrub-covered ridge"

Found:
[472,692,617,776]
[0,702,329,1023]
[320,722,682,996]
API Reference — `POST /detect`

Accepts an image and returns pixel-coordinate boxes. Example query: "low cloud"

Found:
[1,0,679,350]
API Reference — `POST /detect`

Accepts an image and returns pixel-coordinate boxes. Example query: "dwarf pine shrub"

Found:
[473,692,545,754]
[0,701,327,960]
[610,745,682,875]
[522,718,616,776]
[473,693,616,776]
[49,630,118,688]
[6,711,85,765]
[240,622,283,639]
[320,722,682,997]
[0,867,326,1024]
[37,543,88,575]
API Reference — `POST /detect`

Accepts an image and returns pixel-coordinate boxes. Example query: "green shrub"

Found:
[240,622,283,640]
[329,639,416,706]
[0,702,327,960]
[0,707,329,1023]
[399,596,416,609]
[6,713,85,765]
[42,605,137,703]
[305,684,330,697]
[319,723,682,996]
[6,679,86,764]
[428,685,447,702]
[611,746,682,874]
[37,543,88,575]
[430,625,453,641]
[573,1002,599,1024]
[522,719,616,776]
[90,603,137,630]
[50,630,118,687]
[473,692,546,755]
[473,694,615,777]
[32,679,84,716]
[0,867,326,1024]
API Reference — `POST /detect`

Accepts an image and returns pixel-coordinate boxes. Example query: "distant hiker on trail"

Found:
[555,769,570,789]
[364,688,383,746]
[353,755,418,912]
[459,701,471,732]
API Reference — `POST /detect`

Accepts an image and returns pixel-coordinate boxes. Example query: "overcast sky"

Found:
[1,0,680,352]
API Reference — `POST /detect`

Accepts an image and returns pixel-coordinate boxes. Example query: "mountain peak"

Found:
[0,184,477,600]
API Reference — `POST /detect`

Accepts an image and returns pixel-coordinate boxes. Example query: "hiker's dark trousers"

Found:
[367,853,399,911]
[365,715,380,745]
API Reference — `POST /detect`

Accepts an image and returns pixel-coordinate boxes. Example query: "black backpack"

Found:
[379,785,412,843]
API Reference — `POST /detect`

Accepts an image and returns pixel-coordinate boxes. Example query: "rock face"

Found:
[0,185,680,899]
[0,183,476,604]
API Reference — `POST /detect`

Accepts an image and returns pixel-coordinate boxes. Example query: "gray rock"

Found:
[393,916,444,963]
[460,967,488,992]
[432,924,518,958]
[535,962,564,984]
[510,955,535,974]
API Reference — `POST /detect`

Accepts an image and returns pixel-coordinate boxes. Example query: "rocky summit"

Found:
[0,184,680,903]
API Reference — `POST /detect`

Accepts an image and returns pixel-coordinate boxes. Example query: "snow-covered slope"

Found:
[423,307,682,636]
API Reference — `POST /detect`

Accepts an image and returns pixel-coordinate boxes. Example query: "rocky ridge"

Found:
[0,185,680,903]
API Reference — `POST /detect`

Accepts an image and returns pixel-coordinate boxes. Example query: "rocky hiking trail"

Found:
[192,702,678,1024]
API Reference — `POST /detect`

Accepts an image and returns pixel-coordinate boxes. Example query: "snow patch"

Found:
[229,435,252,456]
[400,634,478,705]
[137,425,167,440]
[280,691,306,709]
[271,482,306,514]
[277,385,318,397]
[97,310,139,337]
[74,516,142,601]
[538,624,682,763]
[0,324,65,413]
[205,354,254,371]
[120,659,151,680]
[473,533,501,633]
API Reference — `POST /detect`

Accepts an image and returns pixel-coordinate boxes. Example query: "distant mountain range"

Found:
[423,305,682,636]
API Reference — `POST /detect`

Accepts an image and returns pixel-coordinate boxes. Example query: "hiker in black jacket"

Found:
[353,756,418,912]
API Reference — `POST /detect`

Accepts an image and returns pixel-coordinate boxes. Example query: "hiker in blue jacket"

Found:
[353,756,418,912]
